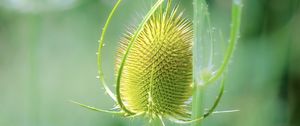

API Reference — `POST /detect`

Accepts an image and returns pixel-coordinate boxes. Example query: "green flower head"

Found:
[72,0,242,125]
[116,5,193,121]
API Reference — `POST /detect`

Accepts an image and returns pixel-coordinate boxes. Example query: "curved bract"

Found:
[115,0,165,116]
[116,5,193,120]
[97,0,123,102]
[73,0,243,125]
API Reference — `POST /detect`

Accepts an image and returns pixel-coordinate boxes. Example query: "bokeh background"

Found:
[0,0,299,126]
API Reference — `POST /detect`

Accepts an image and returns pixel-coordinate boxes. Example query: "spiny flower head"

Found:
[73,0,242,124]
[116,5,193,121]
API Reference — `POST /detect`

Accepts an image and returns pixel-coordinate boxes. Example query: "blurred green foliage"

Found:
[0,0,299,126]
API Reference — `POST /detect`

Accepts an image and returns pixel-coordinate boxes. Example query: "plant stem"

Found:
[192,0,207,125]
[204,0,243,85]
[192,0,242,126]
[192,85,205,126]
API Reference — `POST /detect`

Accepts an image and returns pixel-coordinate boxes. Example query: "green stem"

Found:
[191,85,205,126]
[192,0,242,126]
[204,0,243,85]
[192,0,207,125]
[179,79,225,124]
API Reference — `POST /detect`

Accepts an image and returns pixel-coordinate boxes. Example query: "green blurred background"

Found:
[0,0,299,126]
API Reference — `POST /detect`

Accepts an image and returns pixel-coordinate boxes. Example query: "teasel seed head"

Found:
[116,5,193,121]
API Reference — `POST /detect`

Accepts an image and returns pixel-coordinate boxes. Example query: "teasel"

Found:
[115,3,193,122]
[72,0,242,125]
